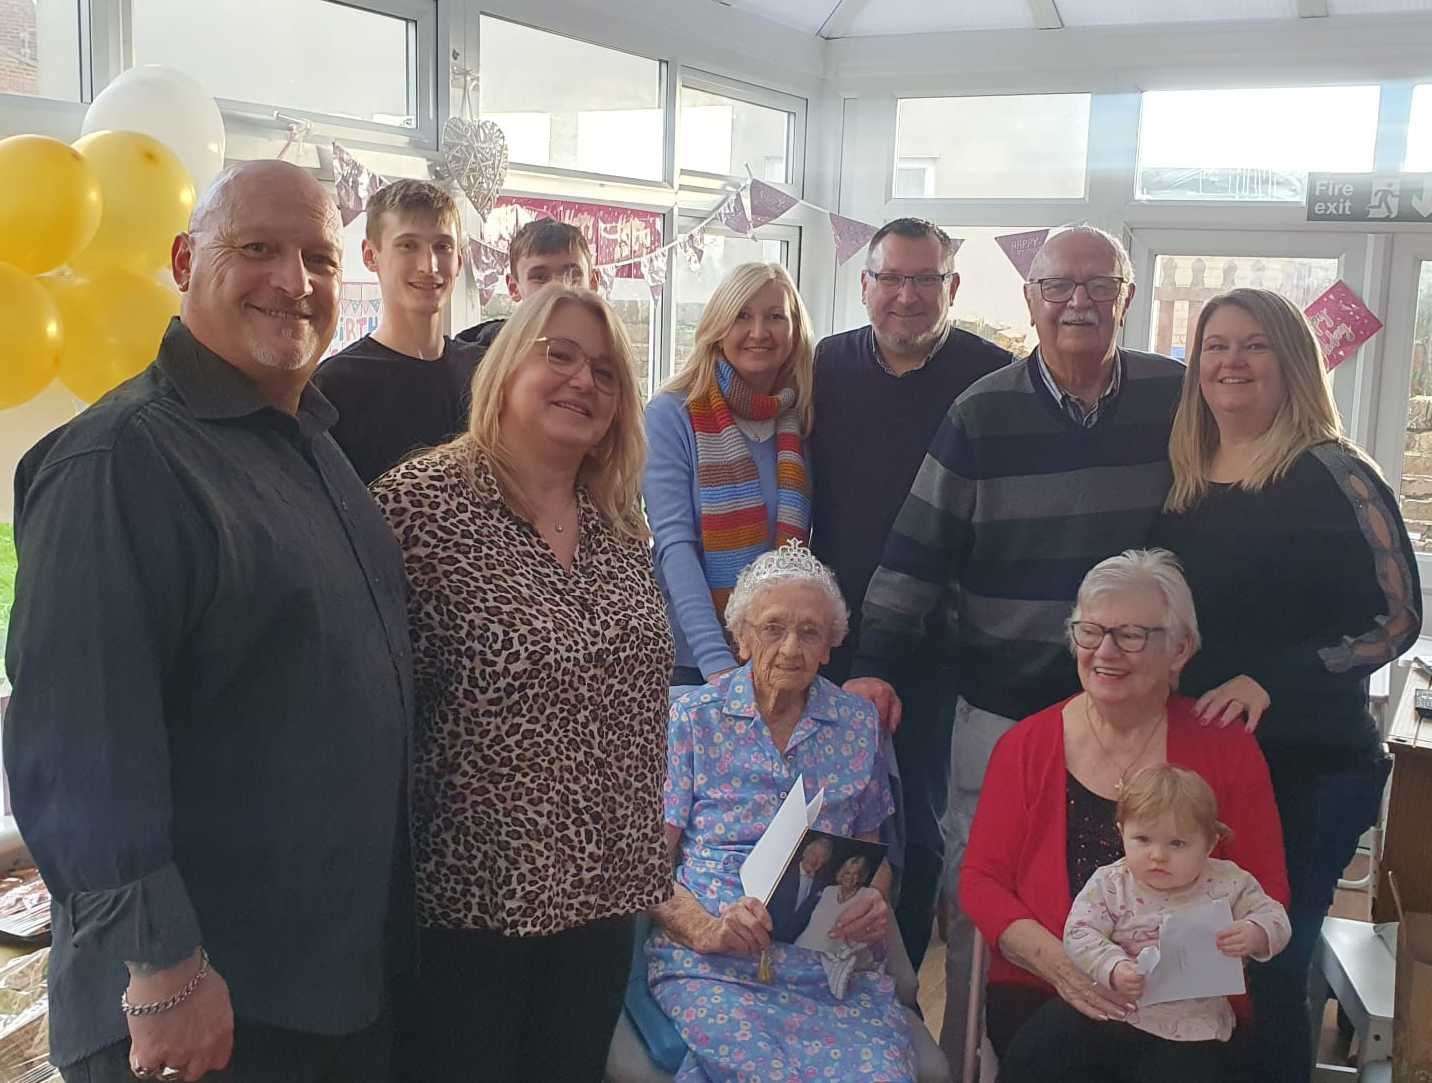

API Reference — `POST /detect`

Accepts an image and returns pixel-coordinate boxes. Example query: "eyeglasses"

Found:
[754,621,828,648]
[864,271,955,293]
[533,337,619,396]
[1068,621,1167,653]
[1030,276,1127,303]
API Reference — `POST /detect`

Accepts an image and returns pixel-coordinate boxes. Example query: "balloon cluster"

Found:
[0,66,226,409]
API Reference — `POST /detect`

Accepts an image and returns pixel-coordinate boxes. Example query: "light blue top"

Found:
[643,391,779,677]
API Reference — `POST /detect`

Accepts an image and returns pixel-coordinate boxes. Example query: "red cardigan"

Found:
[959,695,1291,994]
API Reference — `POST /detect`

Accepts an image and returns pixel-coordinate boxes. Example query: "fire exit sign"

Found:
[1306,173,1432,222]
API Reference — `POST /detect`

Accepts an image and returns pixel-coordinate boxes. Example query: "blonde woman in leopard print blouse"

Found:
[371,285,674,1082]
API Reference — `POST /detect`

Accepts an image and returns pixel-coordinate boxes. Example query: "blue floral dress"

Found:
[649,665,915,1082]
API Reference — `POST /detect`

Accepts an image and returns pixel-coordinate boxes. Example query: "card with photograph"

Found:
[766,830,887,953]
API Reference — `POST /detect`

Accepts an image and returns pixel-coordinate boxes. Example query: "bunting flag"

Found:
[949,237,966,258]
[717,191,752,237]
[595,266,616,298]
[332,143,388,227]
[642,251,668,301]
[748,179,800,230]
[469,241,507,306]
[995,229,1050,280]
[829,212,879,266]
[1303,281,1384,370]
[681,228,706,271]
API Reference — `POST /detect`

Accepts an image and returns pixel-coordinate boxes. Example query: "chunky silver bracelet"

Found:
[120,949,211,1017]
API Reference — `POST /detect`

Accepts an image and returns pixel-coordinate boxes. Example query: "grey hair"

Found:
[724,542,850,645]
[1069,548,1201,656]
[1029,224,1134,284]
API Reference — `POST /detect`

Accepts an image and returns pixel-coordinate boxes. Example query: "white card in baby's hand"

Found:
[1139,897,1245,1007]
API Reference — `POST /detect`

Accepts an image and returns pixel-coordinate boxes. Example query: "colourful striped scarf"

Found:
[689,360,811,620]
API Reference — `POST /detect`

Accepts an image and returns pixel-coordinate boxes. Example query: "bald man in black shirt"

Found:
[6,160,412,1083]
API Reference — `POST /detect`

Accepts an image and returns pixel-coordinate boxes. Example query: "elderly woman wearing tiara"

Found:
[647,543,915,1082]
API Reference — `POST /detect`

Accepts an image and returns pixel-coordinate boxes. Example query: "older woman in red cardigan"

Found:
[959,548,1289,1064]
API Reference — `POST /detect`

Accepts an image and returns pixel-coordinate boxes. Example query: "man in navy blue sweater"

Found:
[810,219,1012,975]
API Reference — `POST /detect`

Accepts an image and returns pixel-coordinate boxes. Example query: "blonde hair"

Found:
[663,262,815,434]
[1166,288,1365,513]
[449,285,649,542]
[1117,765,1229,844]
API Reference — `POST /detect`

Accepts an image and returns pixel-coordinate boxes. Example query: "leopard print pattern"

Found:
[372,448,675,935]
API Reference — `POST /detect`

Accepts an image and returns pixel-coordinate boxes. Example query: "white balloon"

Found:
[83,65,226,193]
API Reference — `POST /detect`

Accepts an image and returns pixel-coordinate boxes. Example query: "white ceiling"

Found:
[721,0,1432,36]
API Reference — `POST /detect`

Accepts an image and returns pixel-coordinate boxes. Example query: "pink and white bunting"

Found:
[994,229,1050,280]
[332,142,389,227]
[717,192,753,238]
[468,241,507,306]
[641,251,668,301]
[681,228,706,271]
[747,179,800,231]
[829,212,879,266]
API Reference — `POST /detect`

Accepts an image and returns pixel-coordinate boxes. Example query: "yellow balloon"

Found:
[40,268,180,404]
[0,262,63,409]
[71,130,196,275]
[0,135,103,274]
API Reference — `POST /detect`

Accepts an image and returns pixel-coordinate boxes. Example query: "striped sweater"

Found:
[852,349,1184,721]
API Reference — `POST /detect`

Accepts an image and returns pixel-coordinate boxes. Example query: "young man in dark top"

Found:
[810,218,1013,977]
[313,179,480,484]
[454,218,598,351]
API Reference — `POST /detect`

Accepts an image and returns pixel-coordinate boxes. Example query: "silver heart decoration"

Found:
[441,117,509,219]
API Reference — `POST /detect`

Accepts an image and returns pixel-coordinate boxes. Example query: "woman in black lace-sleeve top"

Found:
[1151,288,1421,1083]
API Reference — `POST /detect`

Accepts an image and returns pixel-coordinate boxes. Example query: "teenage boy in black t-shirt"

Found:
[314,179,481,484]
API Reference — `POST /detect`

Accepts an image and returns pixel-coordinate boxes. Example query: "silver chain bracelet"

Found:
[120,949,211,1017]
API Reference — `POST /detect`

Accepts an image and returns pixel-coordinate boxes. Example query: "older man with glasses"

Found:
[844,224,1184,1076]
[809,218,1013,977]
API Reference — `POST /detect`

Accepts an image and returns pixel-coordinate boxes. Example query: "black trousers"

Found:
[998,996,1224,1083]
[60,1016,392,1083]
[395,915,634,1083]
[890,661,959,972]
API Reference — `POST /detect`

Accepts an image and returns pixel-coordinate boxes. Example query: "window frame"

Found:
[889,91,1095,205]
[676,67,807,197]
[476,12,673,190]
[110,0,442,150]
[1371,235,1432,560]
[0,0,88,128]
[1132,84,1385,209]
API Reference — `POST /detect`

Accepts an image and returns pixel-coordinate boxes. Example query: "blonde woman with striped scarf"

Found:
[645,262,816,687]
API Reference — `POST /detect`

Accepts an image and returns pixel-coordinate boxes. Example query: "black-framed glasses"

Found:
[1068,621,1166,653]
[1030,276,1126,303]
[864,271,955,293]
[533,336,619,396]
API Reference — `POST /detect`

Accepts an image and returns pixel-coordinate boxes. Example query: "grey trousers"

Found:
[937,698,1019,1077]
